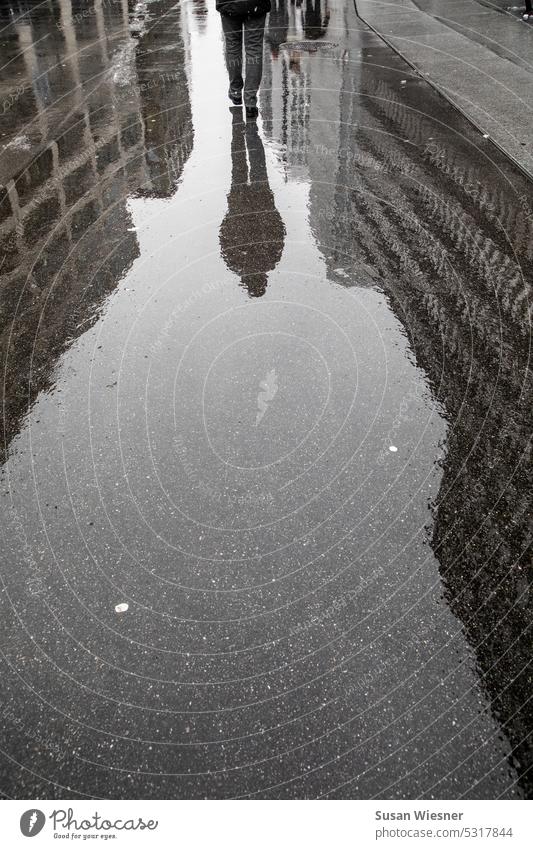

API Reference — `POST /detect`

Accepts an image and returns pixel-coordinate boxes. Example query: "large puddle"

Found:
[0,0,531,798]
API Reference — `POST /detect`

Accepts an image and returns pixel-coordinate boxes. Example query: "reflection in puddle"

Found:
[220,111,285,297]
[0,0,531,799]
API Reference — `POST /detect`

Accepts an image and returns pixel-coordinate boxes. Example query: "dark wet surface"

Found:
[0,0,531,799]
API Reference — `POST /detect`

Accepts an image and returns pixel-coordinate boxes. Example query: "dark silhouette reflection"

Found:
[299,43,533,795]
[0,0,192,461]
[191,0,208,33]
[219,111,285,297]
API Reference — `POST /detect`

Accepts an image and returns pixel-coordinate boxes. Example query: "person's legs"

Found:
[243,14,266,108]
[221,14,244,96]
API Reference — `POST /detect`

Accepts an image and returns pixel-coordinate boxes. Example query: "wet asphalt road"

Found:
[0,0,531,799]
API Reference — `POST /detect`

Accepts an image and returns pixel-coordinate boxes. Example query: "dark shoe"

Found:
[229,88,242,105]
[245,105,259,120]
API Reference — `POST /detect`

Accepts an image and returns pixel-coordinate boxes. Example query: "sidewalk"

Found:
[355,0,533,178]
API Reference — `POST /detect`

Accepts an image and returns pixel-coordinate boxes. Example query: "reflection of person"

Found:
[216,0,271,118]
[219,111,285,297]
[303,0,330,40]
[265,0,288,58]
[191,0,208,31]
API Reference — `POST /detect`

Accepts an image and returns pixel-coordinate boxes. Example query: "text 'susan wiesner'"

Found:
[375,811,464,821]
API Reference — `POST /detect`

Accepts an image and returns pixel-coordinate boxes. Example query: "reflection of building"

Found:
[302,0,330,40]
[265,0,289,59]
[261,0,314,172]
[305,48,533,794]
[0,0,192,461]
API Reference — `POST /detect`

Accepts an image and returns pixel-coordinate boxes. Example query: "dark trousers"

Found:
[220,13,266,107]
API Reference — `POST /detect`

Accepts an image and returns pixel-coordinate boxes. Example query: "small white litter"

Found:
[115,603,129,613]
[389,446,398,453]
